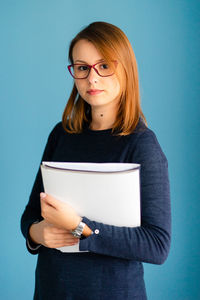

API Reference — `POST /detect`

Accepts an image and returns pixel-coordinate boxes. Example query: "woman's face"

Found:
[72,39,121,110]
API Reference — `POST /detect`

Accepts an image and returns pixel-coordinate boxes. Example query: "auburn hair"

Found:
[62,21,146,135]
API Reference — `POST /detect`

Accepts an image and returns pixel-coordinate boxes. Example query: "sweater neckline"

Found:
[85,127,113,135]
[82,122,113,134]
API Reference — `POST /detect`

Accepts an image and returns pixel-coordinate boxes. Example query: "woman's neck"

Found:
[89,103,118,131]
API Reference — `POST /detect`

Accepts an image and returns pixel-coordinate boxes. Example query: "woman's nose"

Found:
[87,67,99,84]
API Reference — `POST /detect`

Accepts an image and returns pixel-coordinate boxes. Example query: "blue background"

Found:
[1,1,199,299]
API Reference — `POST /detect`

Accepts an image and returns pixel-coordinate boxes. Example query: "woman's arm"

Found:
[78,130,171,264]
[20,123,61,253]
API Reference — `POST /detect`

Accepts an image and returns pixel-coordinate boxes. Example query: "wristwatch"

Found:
[71,221,86,238]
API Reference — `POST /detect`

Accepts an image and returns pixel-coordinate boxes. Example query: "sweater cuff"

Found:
[27,237,41,251]
[79,216,100,252]
[26,220,41,255]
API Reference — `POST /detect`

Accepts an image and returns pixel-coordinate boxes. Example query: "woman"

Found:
[21,21,171,300]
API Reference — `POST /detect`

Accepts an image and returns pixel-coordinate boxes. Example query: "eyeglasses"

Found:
[67,61,118,79]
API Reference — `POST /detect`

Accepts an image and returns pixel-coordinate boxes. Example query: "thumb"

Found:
[40,192,59,208]
[40,192,47,199]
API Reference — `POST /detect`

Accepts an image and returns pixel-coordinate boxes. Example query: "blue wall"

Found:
[1,1,199,299]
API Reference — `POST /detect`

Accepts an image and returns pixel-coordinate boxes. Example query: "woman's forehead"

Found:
[72,39,104,64]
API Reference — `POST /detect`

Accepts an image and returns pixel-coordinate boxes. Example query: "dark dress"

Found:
[21,120,171,300]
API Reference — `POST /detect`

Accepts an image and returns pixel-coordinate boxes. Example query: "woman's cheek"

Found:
[75,82,85,99]
[74,80,81,90]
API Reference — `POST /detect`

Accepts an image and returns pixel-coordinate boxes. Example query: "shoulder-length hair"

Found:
[62,21,146,135]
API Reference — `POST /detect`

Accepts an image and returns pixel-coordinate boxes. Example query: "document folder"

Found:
[41,162,141,253]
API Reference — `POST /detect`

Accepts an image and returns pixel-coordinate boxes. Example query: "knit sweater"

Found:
[21,120,171,300]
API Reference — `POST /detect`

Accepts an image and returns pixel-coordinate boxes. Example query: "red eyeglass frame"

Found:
[67,61,118,79]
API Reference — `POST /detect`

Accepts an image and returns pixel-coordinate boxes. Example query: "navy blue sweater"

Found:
[21,120,171,300]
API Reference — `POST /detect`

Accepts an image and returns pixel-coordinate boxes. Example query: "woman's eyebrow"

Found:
[74,58,105,64]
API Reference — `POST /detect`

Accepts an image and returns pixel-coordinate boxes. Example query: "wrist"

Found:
[71,217,93,238]
[29,222,40,245]
[71,216,82,231]
[82,224,93,237]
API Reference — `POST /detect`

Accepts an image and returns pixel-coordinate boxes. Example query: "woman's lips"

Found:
[87,89,103,95]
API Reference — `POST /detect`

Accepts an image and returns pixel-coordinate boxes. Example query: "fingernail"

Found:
[40,192,46,198]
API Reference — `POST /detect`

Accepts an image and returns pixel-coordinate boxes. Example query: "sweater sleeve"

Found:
[20,123,61,254]
[79,130,171,264]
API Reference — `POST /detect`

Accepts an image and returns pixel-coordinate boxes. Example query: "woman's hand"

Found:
[40,193,82,231]
[29,220,79,248]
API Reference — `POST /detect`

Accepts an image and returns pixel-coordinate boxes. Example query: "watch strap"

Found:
[71,221,86,238]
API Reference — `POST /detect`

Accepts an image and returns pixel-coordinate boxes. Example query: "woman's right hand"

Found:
[29,220,79,249]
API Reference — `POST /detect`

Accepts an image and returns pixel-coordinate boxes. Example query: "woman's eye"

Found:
[100,63,109,69]
[78,65,89,71]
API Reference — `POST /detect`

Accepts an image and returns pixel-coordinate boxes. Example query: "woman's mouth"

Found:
[87,89,103,95]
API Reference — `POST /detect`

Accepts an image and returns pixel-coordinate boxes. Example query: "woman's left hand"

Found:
[40,193,82,231]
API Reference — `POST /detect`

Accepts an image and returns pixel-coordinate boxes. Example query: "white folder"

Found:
[41,162,141,253]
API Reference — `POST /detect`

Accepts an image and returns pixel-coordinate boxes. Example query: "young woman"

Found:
[21,21,171,300]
